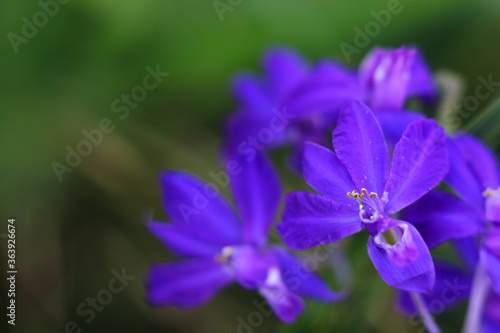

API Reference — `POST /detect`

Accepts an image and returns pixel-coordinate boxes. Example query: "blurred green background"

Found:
[1,0,500,332]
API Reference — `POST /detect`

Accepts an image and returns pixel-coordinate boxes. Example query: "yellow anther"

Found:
[483,188,497,198]
[215,246,234,263]
[215,254,228,263]
[370,215,375,220]
[359,202,364,210]
[348,189,379,202]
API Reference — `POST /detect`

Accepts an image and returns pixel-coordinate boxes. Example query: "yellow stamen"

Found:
[215,246,234,263]
[215,255,228,263]
[483,188,496,198]
[370,192,377,198]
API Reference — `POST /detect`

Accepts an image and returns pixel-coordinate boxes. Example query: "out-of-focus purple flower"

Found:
[146,152,341,322]
[225,47,362,170]
[359,46,436,111]
[359,46,434,147]
[402,189,485,249]
[403,133,500,293]
[277,101,449,292]
[453,134,500,291]
[401,134,500,332]
[225,46,436,170]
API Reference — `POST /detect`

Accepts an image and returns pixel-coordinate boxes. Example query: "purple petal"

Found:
[285,86,361,119]
[360,47,415,110]
[396,261,471,314]
[484,225,500,259]
[483,292,500,333]
[302,142,357,206]
[375,110,425,146]
[147,259,233,307]
[148,221,222,257]
[308,60,360,86]
[224,110,288,154]
[383,119,448,215]
[402,190,485,248]
[286,112,338,173]
[445,137,485,212]
[288,112,335,145]
[230,246,305,322]
[453,237,480,270]
[486,191,500,223]
[286,111,337,173]
[360,47,436,110]
[278,192,363,250]
[455,133,500,190]
[259,268,305,322]
[160,171,242,245]
[287,141,305,172]
[284,60,363,118]
[368,218,435,292]
[228,152,281,246]
[231,246,278,289]
[332,101,390,193]
[263,47,307,100]
[231,73,273,116]
[371,218,419,266]
[287,140,309,172]
[405,49,437,101]
[482,227,500,294]
[271,246,344,302]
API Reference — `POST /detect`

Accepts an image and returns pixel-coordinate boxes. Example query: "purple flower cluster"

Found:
[146,45,500,332]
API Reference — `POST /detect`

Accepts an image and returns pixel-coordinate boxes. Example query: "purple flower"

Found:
[359,46,436,111]
[225,47,361,169]
[404,134,500,292]
[277,101,449,292]
[225,46,435,170]
[400,134,500,332]
[146,152,340,322]
[360,46,435,146]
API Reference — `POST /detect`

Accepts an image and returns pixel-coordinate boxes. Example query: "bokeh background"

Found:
[1,0,500,332]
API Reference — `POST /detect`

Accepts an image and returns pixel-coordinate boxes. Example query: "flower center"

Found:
[347,188,385,223]
[290,114,325,142]
[483,188,499,198]
[483,187,500,223]
[215,246,235,263]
